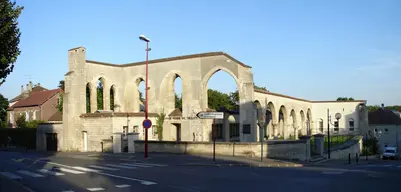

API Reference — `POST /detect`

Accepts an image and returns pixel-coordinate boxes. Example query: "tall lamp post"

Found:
[139,34,151,159]
[327,109,342,159]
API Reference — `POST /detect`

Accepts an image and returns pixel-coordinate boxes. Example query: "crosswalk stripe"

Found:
[72,166,101,172]
[87,187,105,191]
[88,165,119,171]
[53,167,86,174]
[0,172,22,179]
[115,184,131,188]
[105,164,137,169]
[60,191,74,192]
[17,170,44,178]
[120,163,152,168]
[38,169,65,176]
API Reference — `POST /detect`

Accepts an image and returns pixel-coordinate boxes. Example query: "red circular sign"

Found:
[143,119,152,129]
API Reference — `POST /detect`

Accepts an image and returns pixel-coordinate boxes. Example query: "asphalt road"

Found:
[0,151,399,192]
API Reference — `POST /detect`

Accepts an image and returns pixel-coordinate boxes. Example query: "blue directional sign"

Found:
[143,119,152,129]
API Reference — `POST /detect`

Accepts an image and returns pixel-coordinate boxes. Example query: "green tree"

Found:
[0,1,23,86]
[97,82,103,110]
[56,80,64,113]
[16,113,26,128]
[336,97,355,101]
[155,109,166,141]
[0,93,8,122]
[175,93,182,110]
[208,89,236,111]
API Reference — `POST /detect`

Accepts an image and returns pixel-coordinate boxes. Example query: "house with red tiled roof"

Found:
[8,81,48,107]
[6,82,62,128]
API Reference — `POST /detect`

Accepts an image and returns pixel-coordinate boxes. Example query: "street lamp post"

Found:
[327,109,342,159]
[139,35,151,159]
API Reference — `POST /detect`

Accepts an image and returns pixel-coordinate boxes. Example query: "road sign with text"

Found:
[196,112,224,119]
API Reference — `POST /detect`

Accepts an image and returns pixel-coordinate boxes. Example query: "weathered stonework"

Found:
[59,46,369,152]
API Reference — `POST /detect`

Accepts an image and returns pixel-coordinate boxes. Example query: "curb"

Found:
[175,163,304,168]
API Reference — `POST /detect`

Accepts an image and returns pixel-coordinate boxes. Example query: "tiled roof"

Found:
[48,111,62,121]
[10,88,62,109]
[9,86,48,103]
[369,108,401,125]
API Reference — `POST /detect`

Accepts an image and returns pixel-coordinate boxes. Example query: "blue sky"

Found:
[1,0,400,105]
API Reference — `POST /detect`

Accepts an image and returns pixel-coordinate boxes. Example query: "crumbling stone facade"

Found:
[60,46,368,152]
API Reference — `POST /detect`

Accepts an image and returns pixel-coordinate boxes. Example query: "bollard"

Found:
[356,153,359,163]
[348,153,351,164]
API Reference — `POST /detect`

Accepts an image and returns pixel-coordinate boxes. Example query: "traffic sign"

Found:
[143,119,152,129]
[196,112,224,119]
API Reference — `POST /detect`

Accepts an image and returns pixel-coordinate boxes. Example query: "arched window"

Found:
[317,119,324,132]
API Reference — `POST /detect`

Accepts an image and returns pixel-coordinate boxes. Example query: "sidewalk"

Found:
[308,155,382,167]
[65,152,305,167]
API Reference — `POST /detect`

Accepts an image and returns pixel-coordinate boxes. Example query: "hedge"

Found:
[0,128,36,149]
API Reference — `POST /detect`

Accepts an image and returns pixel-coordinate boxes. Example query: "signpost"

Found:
[257,109,266,162]
[197,112,224,162]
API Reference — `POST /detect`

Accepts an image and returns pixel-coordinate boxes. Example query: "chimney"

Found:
[21,85,24,94]
[28,81,33,92]
[23,84,29,98]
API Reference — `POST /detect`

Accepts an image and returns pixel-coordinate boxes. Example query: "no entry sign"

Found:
[143,119,152,129]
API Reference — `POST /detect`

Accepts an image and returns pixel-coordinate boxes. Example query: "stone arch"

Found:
[85,82,91,113]
[306,108,312,135]
[123,75,156,112]
[96,77,106,110]
[266,101,276,138]
[290,109,298,138]
[200,66,240,111]
[278,105,287,138]
[317,118,324,133]
[300,110,306,135]
[159,70,191,115]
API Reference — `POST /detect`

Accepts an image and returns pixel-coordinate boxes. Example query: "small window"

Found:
[243,124,251,134]
[25,111,29,121]
[318,119,324,132]
[32,110,36,120]
[348,119,354,128]
[229,123,240,137]
[133,126,139,133]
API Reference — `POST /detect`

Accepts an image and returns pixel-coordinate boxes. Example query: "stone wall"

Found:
[328,136,363,160]
[134,140,310,161]
[36,122,63,151]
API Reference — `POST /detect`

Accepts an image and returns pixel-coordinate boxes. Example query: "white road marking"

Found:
[17,170,44,178]
[38,169,65,176]
[0,172,22,179]
[86,188,105,191]
[321,171,344,175]
[115,184,131,188]
[120,163,152,168]
[60,191,74,192]
[89,165,119,171]
[72,166,101,172]
[23,159,158,185]
[53,167,85,174]
[105,164,137,169]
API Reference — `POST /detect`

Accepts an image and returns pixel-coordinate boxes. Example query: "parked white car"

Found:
[382,147,399,160]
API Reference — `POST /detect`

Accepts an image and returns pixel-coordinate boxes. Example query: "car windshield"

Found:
[385,150,395,153]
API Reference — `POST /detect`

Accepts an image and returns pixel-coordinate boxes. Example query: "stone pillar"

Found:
[299,135,312,162]
[313,133,325,156]
[127,133,139,153]
[113,132,122,153]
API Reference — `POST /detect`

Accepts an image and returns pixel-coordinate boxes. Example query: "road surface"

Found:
[0,151,399,192]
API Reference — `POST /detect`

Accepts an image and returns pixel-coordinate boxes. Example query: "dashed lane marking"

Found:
[38,169,65,176]
[72,166,101,173]
[17,170,44,178]
[86,188,105,191]
[115,184,131,188]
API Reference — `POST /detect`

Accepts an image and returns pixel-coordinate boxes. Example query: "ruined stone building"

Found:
[38,46,369,152]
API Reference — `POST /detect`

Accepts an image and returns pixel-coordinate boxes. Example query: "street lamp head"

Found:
[335,113,342,120]
[139,35,150,42]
